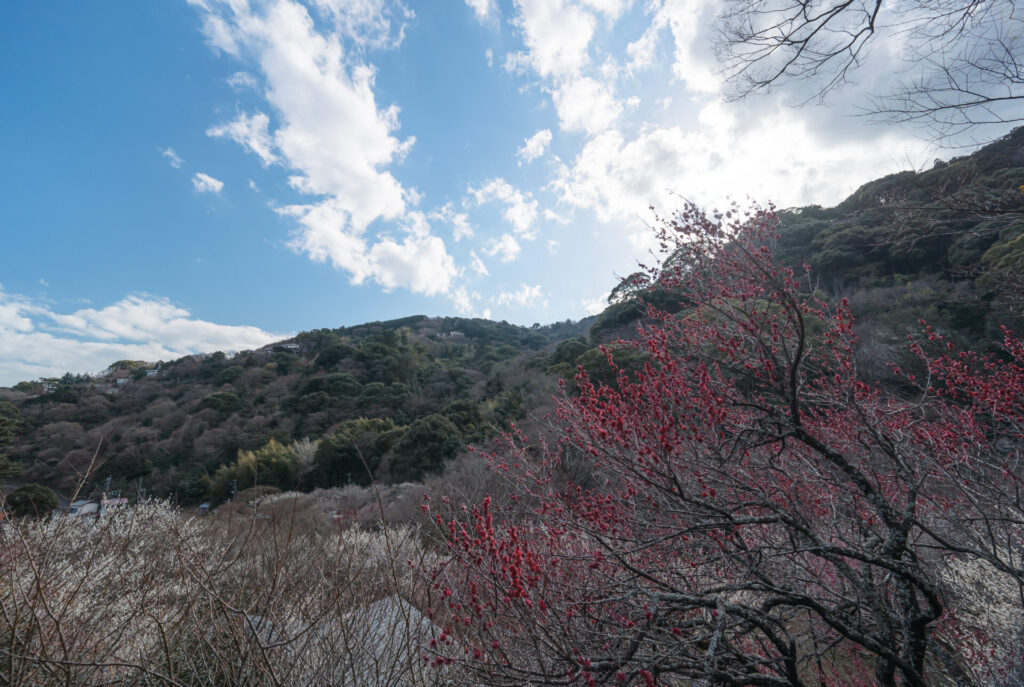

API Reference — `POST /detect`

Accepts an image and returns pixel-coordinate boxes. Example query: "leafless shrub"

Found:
[0,496,454,686]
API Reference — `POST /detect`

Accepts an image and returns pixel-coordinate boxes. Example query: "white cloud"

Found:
[366,232,457,295]
[189,0,458,297]
[511,0,596,79]
[552,103,930,226]
[0,289,283,386]
[517,128,553,164]
[227,71,259,90]
[494,283,545,308]
[483,233,521,263]
[485,48,494,67]
[546,239,560,254]
[248,179,260,192]
[192,172,224,193]
[282,202,457,295]
[469,250,489,275]
[581,291,609,315]
[543,208,569,224]
[450,286,476,314]
[580,0,629,19]
[468,178,539,238]
[308,0,413,49]
[429,202,474,241]
[506,0,628,138]
[550,75,622,134]
[465,0,496,22]
[627,0,720,93]
[160,147,184,168]
[207,112,278,166]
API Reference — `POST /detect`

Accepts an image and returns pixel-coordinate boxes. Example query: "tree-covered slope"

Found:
[0,316,594,501]
[3,128,1023,505]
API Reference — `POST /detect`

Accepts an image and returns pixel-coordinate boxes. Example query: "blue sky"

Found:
[0,0,991,385]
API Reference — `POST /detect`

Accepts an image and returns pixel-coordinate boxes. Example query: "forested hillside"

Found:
[2,128,1023,505]
[0,316,595,501]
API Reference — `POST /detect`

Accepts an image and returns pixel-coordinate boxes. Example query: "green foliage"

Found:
[177,471,212,503]
[5,483,58,518]
[550,337,589,367]
[271,351,300,374]
[199,391,242,414]
[316,344,355,369]
[107,360,146,371]
[214,366,244,385]
[0,401,21,446]
[312,418,405,486]
[440,399,489,443]
[390,413,461,482]
[211,438,297,502]
[575,346,650,388]
[0,456,21,480]
[589,300,645,342]
[12,381,42,394]
[290,391,333,414]
[302,372,361,399]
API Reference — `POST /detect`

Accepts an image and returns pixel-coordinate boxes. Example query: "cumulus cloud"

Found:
[581,291,609,315]
[504,0,628,139]
[494,284,545,308]
[450,286,477,315]
[307,0,413,49]
[429,202,474,241]
[468,178,539,238]
[188,0,458,296]
[517,128,553,164]
[207,112,278,166]
[0,289,283,386]
[510,0,595,79]
[465,0,496,22]
[160,147,184,168]
[192,172,224,193]
[469,250,489,275]
[627,0,720,93]
[550,75,622,134]
[483,233,522,263]
[551,101,930,227]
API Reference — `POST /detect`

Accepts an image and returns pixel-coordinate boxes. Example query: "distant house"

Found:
[67,500,99,518]
[115,378,129,386]
[145,369,158,377]
[64,498,128,518]
[198,502,211,515]
[278,343,300,352]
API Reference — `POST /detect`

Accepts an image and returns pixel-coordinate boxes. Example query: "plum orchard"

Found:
[430,204,1024,686]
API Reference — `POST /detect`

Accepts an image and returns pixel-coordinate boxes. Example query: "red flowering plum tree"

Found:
[429,204,1024,687]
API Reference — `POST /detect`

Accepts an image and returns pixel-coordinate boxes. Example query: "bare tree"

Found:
[715,0,1023,140]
